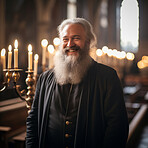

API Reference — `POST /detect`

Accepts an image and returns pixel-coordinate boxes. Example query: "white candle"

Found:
[96,49,103,63]
[14,40,18,68]
[8,45,12,69]
[28,44,33,70]
[41,39,48,66]
[53,37,60,50]
[1,48,6,69]
[34,54,39,76]
[48,44,54,69]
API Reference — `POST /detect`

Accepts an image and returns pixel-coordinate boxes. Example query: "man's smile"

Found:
[64,46,80,55]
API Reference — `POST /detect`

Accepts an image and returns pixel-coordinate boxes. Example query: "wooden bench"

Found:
[0,98,27,148]
[126,104,148,148]
[11,131,26,148]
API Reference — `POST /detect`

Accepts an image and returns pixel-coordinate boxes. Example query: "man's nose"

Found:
[67,39,74,47]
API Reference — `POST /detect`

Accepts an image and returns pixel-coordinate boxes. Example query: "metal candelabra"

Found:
[0,68,35,113]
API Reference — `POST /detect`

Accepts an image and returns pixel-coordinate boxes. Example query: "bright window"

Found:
[120,0,139,53]
[67,0,77,19]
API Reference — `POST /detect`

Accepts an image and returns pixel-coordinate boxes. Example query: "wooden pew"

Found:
[0,98,27,148]
[11,132,26,148]
[126,104,148,148]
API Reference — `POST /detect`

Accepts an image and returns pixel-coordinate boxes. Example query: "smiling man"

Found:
[26,18,129,148]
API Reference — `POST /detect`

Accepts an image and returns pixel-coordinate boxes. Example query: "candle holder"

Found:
[11,69,26,101]
[0,68,35,113]
[0,69,12,92]
[25,70,35,113]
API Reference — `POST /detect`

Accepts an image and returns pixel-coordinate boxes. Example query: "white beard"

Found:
[53,48,92,85]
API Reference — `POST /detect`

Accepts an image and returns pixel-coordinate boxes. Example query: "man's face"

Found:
[60,24,87,57]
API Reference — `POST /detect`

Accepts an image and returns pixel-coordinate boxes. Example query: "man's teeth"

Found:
[69,49,76,52]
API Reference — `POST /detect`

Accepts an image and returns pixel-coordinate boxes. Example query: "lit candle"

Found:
[53,37,60,50]
[8,45,12,69]
[28,44,33,70]
[126,52,135,71]
[14,39,18,68]
[48,44,54,69]
[34,54,39,77]
[41,39,48,66]
[96,49,103,63]
[1,48,6,69]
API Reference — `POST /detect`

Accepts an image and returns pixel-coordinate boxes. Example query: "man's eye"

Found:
[63,38,68,42]
[73,37,80,40]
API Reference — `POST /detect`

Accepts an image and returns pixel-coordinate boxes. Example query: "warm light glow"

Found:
[120,0,139,52]
[28,44,32,52]
[41,39,48,47]
[1,48,6,56]
[112,49,118,57]
[107,49,113,57]
[53,37,60,46]
[34,54,39,61]
[142,56,148,64]
[96,49,103,57]
[120,51,126,59]
[137,61,146,69]
[126,52,135,60]
[48,45,54,54]
[8,45,12,52]
[102,46,108,54]
[14,39,18,49]
[116,51,122,59]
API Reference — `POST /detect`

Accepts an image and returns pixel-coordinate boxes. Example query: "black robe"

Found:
[26,59,129,148]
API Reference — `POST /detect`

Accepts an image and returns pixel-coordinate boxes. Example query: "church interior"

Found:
[0,0,148,147]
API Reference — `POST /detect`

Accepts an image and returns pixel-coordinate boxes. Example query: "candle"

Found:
[34,54,39,76]
[53,37,60,50]
[8,45,12,69]
[1,48,6,69]
[48,44,54,69]
[41,39,48,66]
[28,44,33,70]
[96,49,103,63]
[14,39,18,68]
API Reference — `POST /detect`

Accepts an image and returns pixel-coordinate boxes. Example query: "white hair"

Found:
[54,49,92,85]
[58,17,97,49]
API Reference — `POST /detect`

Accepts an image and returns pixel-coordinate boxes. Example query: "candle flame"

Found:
[41,39,48,47]
[107,49,113,57]
[8,45,12,52]
[137,61,146,69]
[102,46,108,54]
[126,52,135,60]
[28,44,32,52]
[34,54,39,61]
[1,48,6,56]
[53,37,60,46]
[48,45,54,54]
[96,49,103,57]
[120,51,126,59]
[14,40,18,49]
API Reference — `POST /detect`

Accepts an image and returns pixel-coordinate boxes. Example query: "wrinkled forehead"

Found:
[60,23,86,38]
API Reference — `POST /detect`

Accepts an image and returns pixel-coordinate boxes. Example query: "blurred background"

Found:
[0,0,148,148]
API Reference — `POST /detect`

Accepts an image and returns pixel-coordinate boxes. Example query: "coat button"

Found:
[66,121,70,125]
[66,121,72,125]
[65,134,69,138]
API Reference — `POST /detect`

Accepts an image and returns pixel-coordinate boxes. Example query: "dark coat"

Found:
[26,60,129,148]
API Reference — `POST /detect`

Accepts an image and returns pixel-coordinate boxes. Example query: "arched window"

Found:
[120,0,139,53]
[67,0,77,19]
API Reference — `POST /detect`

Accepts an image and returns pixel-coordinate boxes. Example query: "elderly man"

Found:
[26,18,129,148]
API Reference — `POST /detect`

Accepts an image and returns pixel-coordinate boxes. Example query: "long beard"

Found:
[53,44,92,85]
